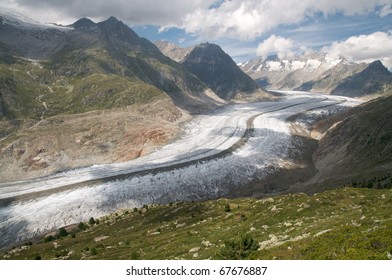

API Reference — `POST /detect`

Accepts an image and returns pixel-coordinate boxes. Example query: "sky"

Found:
[1,0,392,67]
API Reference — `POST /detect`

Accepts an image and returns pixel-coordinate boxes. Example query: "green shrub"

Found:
[217,234,259,260]
[78,222,87,230]
[58,227,68,237]
[90,247,97,256]
[89,217,96,225]
[224,204,231,212]
[44,235,54,243]
[130,252,140,260]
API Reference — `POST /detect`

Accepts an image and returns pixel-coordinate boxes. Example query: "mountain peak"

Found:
[102,16,121,24]
[99,16,127,29]
[96,16,140,43]
[366,60,390,73]
[183,42,261,100]
[197,42,220,51]
[71,18,96,29]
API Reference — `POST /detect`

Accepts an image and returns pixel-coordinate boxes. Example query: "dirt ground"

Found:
[0,99,189,182]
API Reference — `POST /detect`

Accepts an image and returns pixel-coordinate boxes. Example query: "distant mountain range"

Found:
[239,53,392,97]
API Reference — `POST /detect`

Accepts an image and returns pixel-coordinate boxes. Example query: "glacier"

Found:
[0,91,362,248]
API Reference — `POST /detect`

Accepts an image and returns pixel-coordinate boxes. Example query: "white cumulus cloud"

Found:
[180,0,391,40]
[0,0,216,25]
[256,35,294,58]
[1,0,391,39]
[323,31,392,69]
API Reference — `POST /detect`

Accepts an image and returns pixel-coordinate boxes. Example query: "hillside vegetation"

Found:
[2,184,392,260]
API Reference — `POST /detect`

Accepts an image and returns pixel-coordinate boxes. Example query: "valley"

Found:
[0,91,360,249]
[0,7,391,262]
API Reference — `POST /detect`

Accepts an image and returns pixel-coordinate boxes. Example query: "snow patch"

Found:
[306,59,322,69]
[291,61,306,71]
[267,61,282,71]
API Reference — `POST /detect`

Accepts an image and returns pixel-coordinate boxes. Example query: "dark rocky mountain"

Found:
[181,43,264,100]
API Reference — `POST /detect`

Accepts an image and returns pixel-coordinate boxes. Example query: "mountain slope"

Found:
[182,43,266,100]
[297,92,392,190]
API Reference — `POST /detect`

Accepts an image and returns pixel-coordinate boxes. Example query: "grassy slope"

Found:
[0,56,166,120]
[3,184,392,260]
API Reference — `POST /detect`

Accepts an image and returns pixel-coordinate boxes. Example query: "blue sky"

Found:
[1,0,392,67]
[133,10,392,64]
